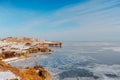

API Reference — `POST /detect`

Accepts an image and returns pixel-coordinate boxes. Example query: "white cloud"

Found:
[0,0,120,41]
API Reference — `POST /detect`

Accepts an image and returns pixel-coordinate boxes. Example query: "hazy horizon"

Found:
[0,0,120,41]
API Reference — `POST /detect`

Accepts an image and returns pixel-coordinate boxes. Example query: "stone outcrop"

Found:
[0,37,61,59]
[41,41,62,47]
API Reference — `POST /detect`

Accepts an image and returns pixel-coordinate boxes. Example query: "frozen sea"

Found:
[10,42,120,80]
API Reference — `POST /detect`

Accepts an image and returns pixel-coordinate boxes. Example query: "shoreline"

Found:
[0,37,62,80]
[0,60,51,80]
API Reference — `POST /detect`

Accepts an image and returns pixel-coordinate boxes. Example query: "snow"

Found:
[0,71,20,80]
[3,57,19,62]
[11,44,30,50]
[0,40,31,54]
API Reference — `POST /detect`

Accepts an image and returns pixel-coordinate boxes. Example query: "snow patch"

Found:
[0,71,20,80]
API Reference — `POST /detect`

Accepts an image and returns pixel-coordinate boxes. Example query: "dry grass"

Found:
[2,37,36,44]
[0,61,51,80]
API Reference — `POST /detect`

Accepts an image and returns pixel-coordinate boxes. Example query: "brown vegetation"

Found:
[0,61,51,80]
[0,37,53,59]
[2,37,36,44]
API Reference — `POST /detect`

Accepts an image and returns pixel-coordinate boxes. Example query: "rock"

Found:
[0,37,61,59]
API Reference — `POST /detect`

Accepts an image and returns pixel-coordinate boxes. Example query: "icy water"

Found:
[11,42,120,80]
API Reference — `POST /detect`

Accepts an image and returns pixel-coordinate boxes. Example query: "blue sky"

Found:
[0,0,120,41]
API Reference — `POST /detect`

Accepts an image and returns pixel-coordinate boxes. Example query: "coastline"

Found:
[0,60,51,80]
[0,37,62,80]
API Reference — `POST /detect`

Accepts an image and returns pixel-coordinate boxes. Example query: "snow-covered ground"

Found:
[0,71,20,80]
[0,41,25,53]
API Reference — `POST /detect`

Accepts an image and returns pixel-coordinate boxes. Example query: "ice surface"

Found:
[9,42,120,80]
[10,52,49,68]
[103,47,120,52]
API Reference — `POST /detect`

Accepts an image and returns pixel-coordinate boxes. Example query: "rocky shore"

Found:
[0,37,62,80]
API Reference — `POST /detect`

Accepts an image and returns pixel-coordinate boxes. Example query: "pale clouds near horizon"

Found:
[0,0,120,41]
